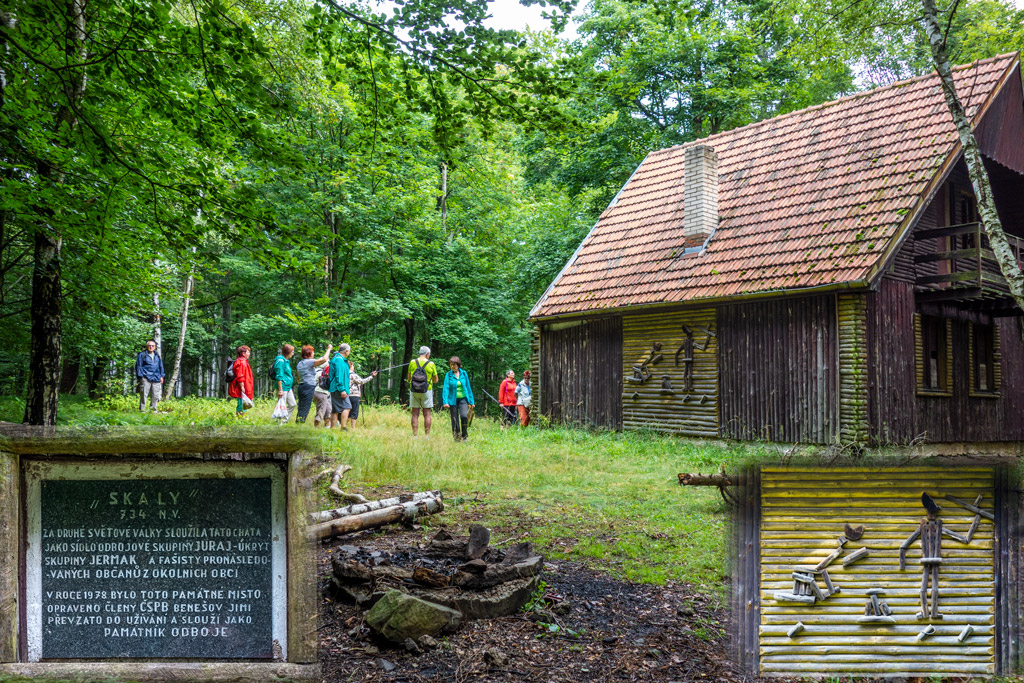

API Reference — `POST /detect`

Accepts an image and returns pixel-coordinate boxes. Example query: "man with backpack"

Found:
[329,343,352,430]
[408,346,438,437]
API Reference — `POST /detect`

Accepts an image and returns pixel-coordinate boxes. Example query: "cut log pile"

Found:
[305,463,444,541]
[306,495,444,541]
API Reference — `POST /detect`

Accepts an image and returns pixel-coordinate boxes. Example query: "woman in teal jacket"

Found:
[441,356,475,441]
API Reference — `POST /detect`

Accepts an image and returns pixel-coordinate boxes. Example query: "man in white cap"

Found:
[408,345,438,437]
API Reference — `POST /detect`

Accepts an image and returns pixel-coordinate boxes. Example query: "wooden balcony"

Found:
[913,222,1023,316]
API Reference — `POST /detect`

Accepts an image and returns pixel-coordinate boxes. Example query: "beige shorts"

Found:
[409,391,433,409]
[313,391,332,423]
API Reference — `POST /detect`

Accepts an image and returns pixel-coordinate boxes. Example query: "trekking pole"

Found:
[378,361,412,373]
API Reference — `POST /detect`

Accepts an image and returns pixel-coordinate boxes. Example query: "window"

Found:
[969,322,1001,397]
[915,314,952,396]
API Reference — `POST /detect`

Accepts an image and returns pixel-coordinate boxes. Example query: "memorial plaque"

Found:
[34,475,278,659]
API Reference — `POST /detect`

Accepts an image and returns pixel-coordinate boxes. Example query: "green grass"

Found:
[314,406,778,592]
[0,395,771,594]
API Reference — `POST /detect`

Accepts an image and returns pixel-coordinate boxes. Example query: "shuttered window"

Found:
[969,322,1001,397]
[914,314,953,396]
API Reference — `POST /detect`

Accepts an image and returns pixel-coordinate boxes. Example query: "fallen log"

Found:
[677,472,734,487]
[309,491,442,524]
[307,497,444,541]
[677,471,738,506]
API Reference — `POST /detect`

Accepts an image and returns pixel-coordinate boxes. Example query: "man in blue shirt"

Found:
[329,343,352,430]
[135,340,165,412]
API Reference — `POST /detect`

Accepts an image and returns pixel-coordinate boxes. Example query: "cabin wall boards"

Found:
[732,465,1021,678]
[621,309,718,436]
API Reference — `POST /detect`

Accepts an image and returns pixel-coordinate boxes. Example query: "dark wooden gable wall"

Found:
[975,63,1024,175]
[540,317,622,429]
[719,295,838,443]
[867,166,1024,443]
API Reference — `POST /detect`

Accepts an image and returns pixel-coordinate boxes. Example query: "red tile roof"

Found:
[531,54,1020,319]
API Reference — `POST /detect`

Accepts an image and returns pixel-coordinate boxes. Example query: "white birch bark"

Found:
[163,262,195,400]
[306,497,444,541]
[308,491,443,523]
[151,290,162,355]
[921,0,1024,313]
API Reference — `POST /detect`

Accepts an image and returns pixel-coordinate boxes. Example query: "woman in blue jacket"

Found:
[441,356,475,442]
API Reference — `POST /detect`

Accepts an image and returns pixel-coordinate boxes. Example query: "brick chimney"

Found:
[684,145,718,245]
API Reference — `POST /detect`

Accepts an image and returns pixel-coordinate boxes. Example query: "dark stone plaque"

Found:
[39,478,274,659]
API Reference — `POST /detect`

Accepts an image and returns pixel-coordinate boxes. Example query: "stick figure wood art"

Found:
[898,492,991,620]
[627,342,663,384]
[774,523,866,608]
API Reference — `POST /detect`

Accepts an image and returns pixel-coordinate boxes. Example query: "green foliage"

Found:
[780,0,1024,86]
[520,0,855,213]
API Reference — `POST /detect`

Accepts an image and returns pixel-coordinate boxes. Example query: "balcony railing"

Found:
[913,222,1023,313]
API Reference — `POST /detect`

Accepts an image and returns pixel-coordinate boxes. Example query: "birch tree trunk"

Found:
[921,0,1024,313]
[151,290,162,355]
[163,264,195,401]
[23,0,86,425]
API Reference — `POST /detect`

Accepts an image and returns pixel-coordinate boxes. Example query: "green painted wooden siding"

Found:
[620,309,718,436]
[837,294,869,443]
[760,467,995,677]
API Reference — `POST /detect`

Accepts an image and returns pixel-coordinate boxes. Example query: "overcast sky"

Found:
[483,0,574,34]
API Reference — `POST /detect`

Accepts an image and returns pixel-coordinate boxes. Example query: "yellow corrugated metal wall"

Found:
[760,467,995,677]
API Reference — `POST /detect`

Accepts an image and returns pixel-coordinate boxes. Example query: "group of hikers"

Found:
[135,340,532,441]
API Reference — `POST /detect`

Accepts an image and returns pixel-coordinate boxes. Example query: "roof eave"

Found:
[529,278,871,322]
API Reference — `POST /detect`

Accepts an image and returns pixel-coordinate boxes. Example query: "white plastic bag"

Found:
[242,394,254,409]
[271,396,288,418]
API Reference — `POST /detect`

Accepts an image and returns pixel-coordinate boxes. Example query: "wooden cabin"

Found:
[529,54,1024,446]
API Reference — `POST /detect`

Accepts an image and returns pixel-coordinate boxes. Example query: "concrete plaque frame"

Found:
[0,426,319,682]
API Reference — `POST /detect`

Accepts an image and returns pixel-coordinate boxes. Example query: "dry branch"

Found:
[677,471,739,506]
[309,490,442,523]
[307,497,444,541]
[328,464,369,504]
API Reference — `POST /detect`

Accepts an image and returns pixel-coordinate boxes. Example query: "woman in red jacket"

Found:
[498,369,517,429]
[228,345,255,417]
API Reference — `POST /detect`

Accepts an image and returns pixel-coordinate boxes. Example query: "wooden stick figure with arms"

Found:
[898,491,990,620]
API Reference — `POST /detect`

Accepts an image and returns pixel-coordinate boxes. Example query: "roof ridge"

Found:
[653,53,1019,157]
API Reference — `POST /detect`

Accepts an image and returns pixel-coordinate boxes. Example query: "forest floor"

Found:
[317,520,741,683]
[307,406,773,682]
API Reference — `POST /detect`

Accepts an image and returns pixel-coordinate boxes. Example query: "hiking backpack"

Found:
[318,363,331,390]
[410,360,429,393]
[223,362,236,385]
[268,360,278,383]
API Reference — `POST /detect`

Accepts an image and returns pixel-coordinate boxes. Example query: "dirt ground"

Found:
[317,520,745,683]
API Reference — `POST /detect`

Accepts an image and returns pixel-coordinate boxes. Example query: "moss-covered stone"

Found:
[365,590,463,642]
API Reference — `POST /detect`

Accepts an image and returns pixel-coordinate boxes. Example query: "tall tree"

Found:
[919,0,1024,311]
[779,0,1024,312]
